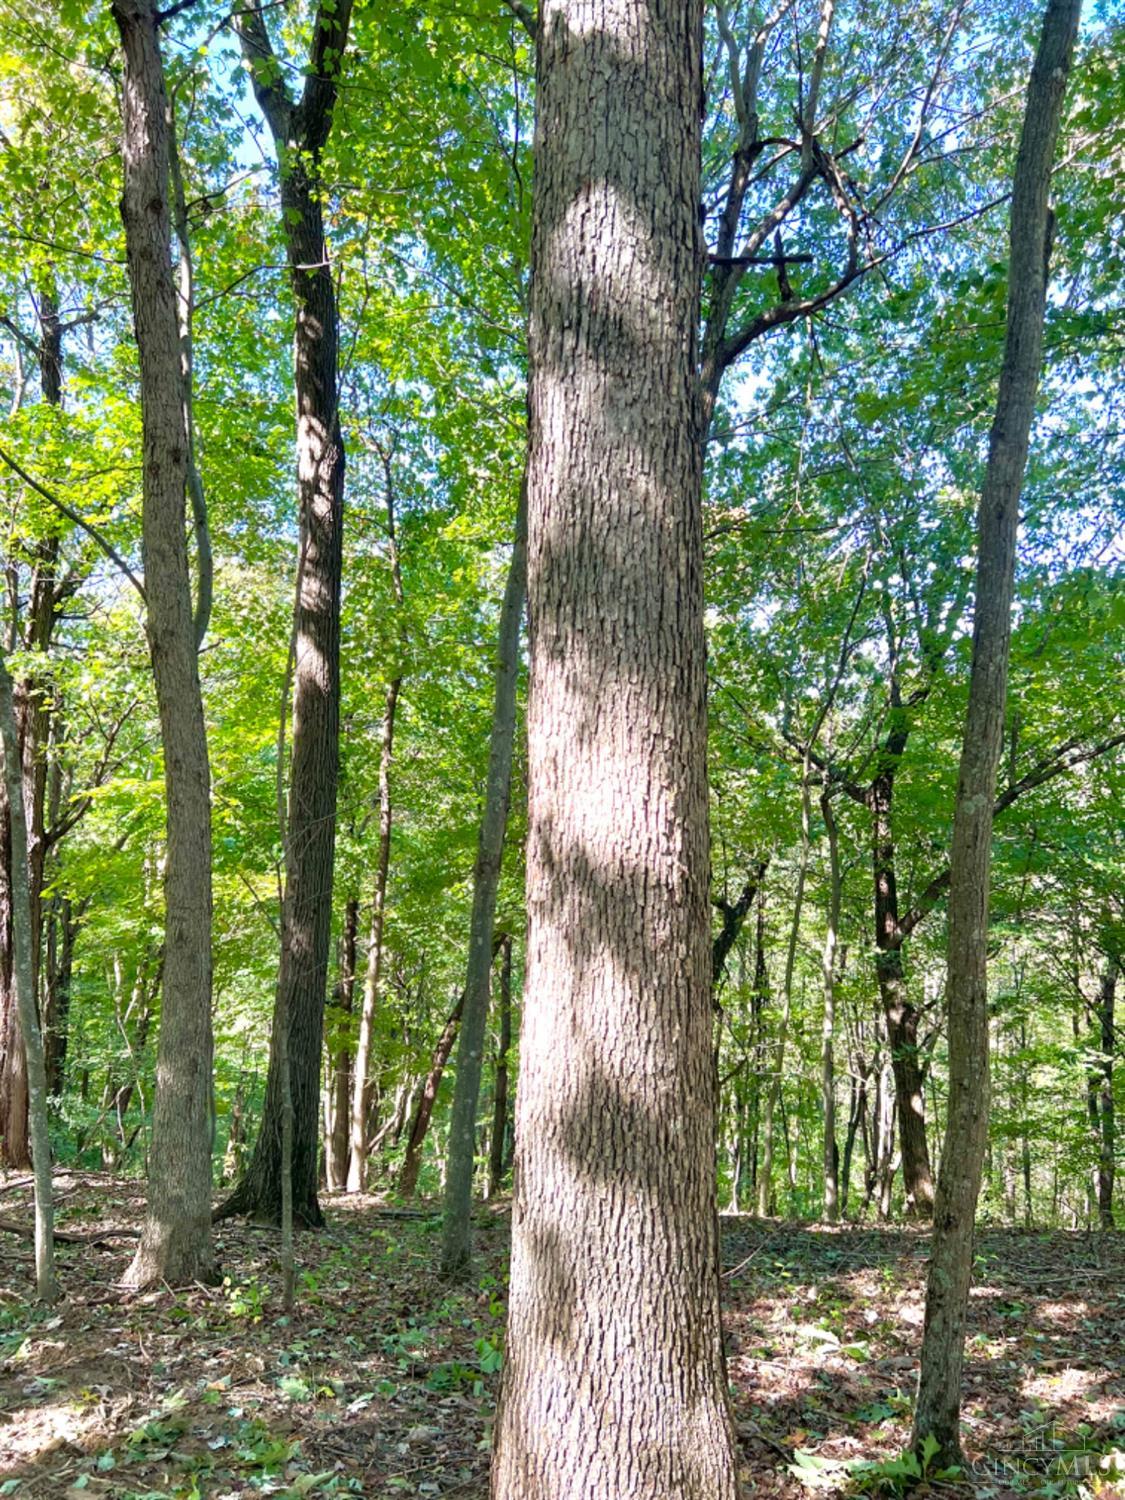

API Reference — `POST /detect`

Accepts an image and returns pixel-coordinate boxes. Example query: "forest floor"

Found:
[0,1174,1123,1499]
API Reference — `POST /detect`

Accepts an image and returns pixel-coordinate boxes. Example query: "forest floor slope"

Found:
[0,1176,1122,1497]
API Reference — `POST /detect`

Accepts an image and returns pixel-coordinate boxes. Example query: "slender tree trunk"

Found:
[758,773,812,1216]
[0,647,55,1301]
[324,895,357,1191]
[347,676,400,1191]
[821,789,841,1222]
[1095,962,1116,1229]
[487,933,513,1199]
[0,288,62,1168]
[114,0,216,1290]
[911,0,1080,1461]
[492,4,739,1493]
[219,0,353,1227]
[441,478,527,1273]
[870,771,934,1216]
[398,994,464,1199]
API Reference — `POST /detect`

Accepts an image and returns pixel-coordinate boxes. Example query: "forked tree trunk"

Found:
[0,647,55,1301]
[219,0,353,1227]
[113,0,215,1289]
[911,0,1081,1462]
[492,3,739,1494]
[441,478,527,1273]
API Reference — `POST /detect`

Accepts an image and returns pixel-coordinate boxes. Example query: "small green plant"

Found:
[224,1275,266,1323]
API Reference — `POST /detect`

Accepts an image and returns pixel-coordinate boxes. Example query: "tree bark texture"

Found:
[911,0,1080,1462]
[220,0,353,1227]
[492,4,739,1495]
[441,478,527,1274]
[113,0,216,1289]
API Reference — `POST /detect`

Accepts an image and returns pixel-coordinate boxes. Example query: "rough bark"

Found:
[441,478,527,1274]
[911,0,1081,1462]
[219,0,353,1227]
[113,0,216,1289]
[487,933,513,1199]
[491,3,739,1495]
[0,646,55,1300]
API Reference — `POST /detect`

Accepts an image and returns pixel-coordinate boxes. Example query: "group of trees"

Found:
[0,0,1120,1490]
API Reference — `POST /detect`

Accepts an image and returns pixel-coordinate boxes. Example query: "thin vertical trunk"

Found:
[397,994,464,1199]
[870,770,934,1216]
[441,478,527,1273]
[114,0,216,1289]
[0,288,63,1168]
[166,88,212,649]
[347,676,400,1191]
[0,646,55,1300]
[487,932,514,1199]
[1095,962,1116,1229]
[912,0,1080,1462]
[324,895,357,1191]
[820,788,841,1222]
[758,771,812,1216]
[220,0,354,1227]
[493,2,739,1492]
[348,449,405,1192]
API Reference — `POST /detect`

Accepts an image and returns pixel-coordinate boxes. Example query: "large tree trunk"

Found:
[441,478,527,1274]
[870,770,934,1216]
[492,3,739,1494]
[113,0,216,1289]
[219,0,353,1227]
[911,0,1081,1462]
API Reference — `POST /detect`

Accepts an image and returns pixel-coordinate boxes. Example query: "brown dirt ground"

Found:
[1,1173,1122,1498]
